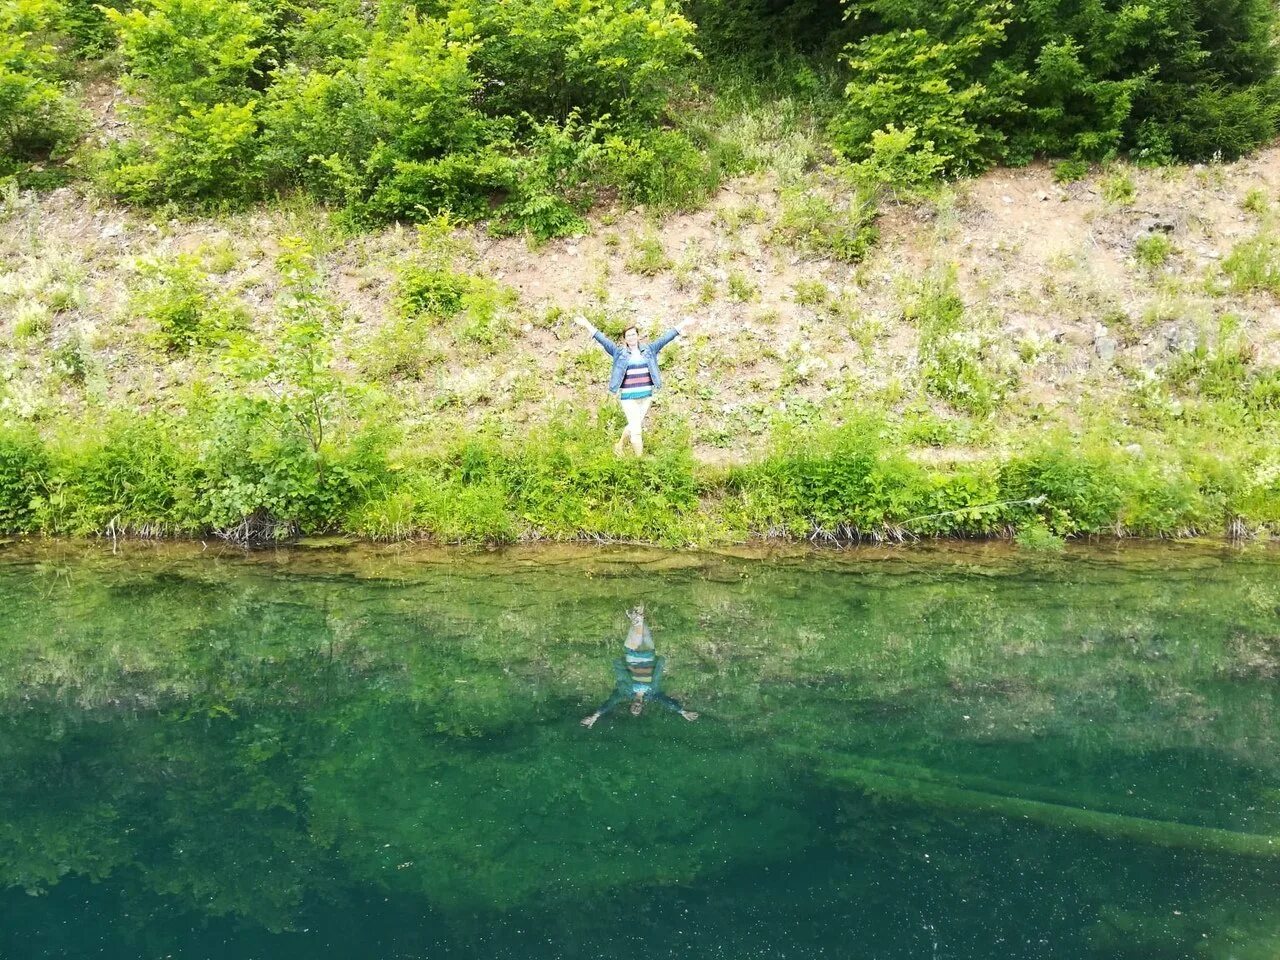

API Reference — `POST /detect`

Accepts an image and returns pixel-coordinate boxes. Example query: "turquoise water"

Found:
[1,541,1279,959]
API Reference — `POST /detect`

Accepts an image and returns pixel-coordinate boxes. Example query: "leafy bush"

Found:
[97,0,703,218]
[460,0,699,123]
[0,425,47,531]
[600,127,720,212]
[847,124,947,196]
[498,113,602,239]
[395,265,470,321]
[107,0,266,108]
[731,415,930,538]
[999,445,1124,535]
[682,0,848,63]
[49,334,88,383]
[58,0,127,54]
[393,257,514,350]
[359,316,446,382]
[0,0,82,176]
[197,239,390,539]
[831,1,1023,177]
[625,234,669,276]
[1101,168,1135,204]
[1134,234,1174,269]
[831,0,1280,176]
[38,414,202,535]
[260,12,500,219]
[1053,159,1088,183]
[1014,520,1065,552]
[102,0,268,202]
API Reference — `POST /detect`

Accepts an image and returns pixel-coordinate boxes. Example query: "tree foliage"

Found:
[0,0,81,176]
[831,0,1280,174]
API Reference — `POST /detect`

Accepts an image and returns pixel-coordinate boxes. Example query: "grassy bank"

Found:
[4,163,1280,548]
[2,402,1277,547]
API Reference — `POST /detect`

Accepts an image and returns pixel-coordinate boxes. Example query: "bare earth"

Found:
[2,148,1278,462]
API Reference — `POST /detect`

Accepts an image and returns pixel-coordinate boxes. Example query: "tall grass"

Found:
[0,409,1276,544]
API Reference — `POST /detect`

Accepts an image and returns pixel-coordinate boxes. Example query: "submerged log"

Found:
[833,755,1214,826]
[822,759,1280,859]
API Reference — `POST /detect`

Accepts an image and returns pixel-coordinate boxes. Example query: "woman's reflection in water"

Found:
[581,603,699,728]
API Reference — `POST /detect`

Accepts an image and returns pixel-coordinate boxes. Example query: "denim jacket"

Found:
[592,328,681,394]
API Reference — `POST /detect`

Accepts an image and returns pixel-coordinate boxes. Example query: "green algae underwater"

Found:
[1,539,1279,959]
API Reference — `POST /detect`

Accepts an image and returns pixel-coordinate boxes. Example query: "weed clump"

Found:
[128,254,246,353]
[1134,234,1175,269]
[1222,232,1280,295]
[774,180,879,263]
[905,267,1011,417]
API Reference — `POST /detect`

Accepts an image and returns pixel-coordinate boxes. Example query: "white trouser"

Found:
[619,396,652,437]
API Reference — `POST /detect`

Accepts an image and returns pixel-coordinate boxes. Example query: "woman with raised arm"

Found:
[581,604,699,729]
[572,313,698,456]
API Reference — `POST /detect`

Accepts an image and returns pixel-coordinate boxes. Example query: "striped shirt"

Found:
[620,354,654,399]
[625,647,657,693]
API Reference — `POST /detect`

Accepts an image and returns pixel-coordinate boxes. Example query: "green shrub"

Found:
[100,101,263,203]
[393,257,514,350]
[791,279,829,308]
[395,265,469,321]
[128,254,246,353]
[681,0,846,62]
[460,0,698,123]
[359,147,514,224]
[1117,455,1219,537]
[830,0,1280,178]
[1053,159,1089,183]
[625,235,670,277]
[1242,187,1270,215]
[731,415,928,538]
[196,240,391,539]
[102,0,268,202]
[831,2,1023,177]
[359,316,446,382]
[49,334,88,384]
[11,299,50,339]
[107,0,266,109]
[1247,369,1280,413]
[1101,168,1136,205]
[260,13,499,219]
[600,128,720,212]
[999,446,1124,535]
[0,0,82,176]
[497,113,602,240]
[195,395,391,538]
[1014,521,1065,552]
[38,414,202,535]
[846,123,948,196]
[58,0,127,54]
[0,425,47,531]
